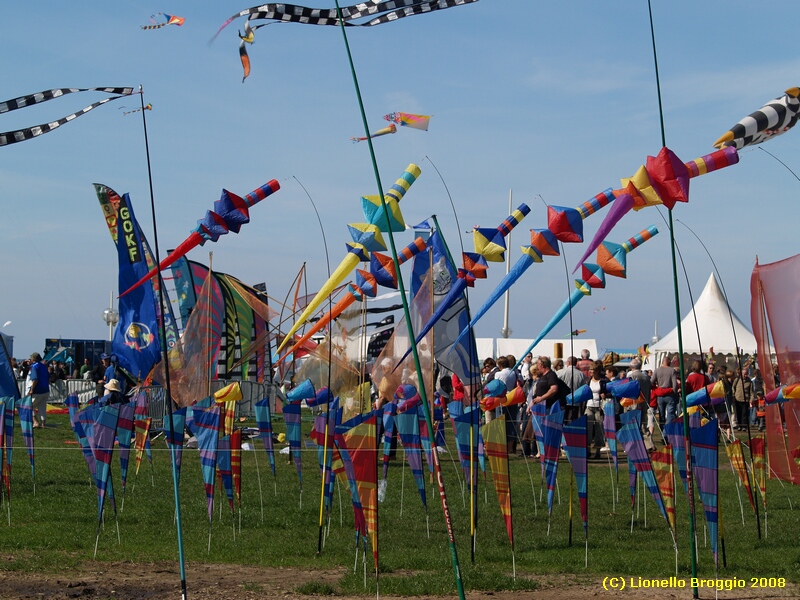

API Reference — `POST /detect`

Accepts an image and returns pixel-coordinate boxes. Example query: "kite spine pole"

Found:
[646,2,698,595]
[677,219,762,539]
[294,176,334,555]
[334,8,465,598]
[138,86,188,600]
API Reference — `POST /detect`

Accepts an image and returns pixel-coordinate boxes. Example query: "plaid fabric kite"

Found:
[254,396,276,476]
[116,403,135,492]
[726,439,755,513]
[562,415,589,535]
[65,393,80,422]
[193,402,220,521]
[395,404,427,510]
[91,405,120,524]
[74,405,98,480]
[619,410,640,509]
[542,409,564,515]
[602,400,618,475]
[336,410,379,570]
[282,402,303,486]
[3,397,15,497]
[617,419,670,524]
[217,435,235,512]
[381,401,397,482]
[751,435,767,508]
[690,419,719,567]
[663,418,689,495]
[231,429,243,506]
[18,397,35,479]
[650,446,676,533]
[165,408,187,481]
[311,411,334,510]
[452,409,480,490]
[482,416,513,548]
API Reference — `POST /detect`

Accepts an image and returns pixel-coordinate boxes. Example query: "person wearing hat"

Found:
[98,379,126,407]
[26,352,50,428]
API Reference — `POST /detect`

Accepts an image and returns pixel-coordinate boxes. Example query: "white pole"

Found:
[500,190,512,338]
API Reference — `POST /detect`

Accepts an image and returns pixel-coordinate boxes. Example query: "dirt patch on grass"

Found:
[0,561,797,599]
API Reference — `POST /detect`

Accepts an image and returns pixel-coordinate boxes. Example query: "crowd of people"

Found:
[467,349,769,461]
[8,351,133,427]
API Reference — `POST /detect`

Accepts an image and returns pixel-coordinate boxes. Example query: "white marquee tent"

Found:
[647,273,762,367]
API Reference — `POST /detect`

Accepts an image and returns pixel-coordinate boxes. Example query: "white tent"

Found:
[648,273,760,366]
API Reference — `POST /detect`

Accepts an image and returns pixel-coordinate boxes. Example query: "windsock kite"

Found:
[573,147,738,272]
[714,87,800,150]
[278,165,421,351]
[141,13,185,29]
[351,123,397,143]
[120,180,281,297]
[384,112,431,131]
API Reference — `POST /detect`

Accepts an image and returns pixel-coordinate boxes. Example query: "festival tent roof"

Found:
[648,273,760,359]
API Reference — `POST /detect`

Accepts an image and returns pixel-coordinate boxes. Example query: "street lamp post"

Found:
[102,291,119,342]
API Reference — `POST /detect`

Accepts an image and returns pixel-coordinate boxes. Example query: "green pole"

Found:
[647,1,698,594]
[333,5,465,598]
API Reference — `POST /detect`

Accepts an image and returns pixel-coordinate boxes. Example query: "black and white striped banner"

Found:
[213,0,477,41]
[0,87,134,147]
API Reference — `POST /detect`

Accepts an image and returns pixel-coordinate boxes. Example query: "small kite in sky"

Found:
[713,87,800,150]
[384,112,431,131]
[593,306,606,314]
[351,124,396,143]
[120,104,152,116]
[141,14,185,29]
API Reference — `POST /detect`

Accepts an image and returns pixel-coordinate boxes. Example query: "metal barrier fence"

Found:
[138,380,277,429]
[17,378,96,404]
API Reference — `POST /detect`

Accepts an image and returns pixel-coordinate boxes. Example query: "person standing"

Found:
[558,356,586,422]
[79,357,92,380]
[577,349,594,381]
[26,352,50,428]
[530,356,560,411]
[651,355,678,427]
[732,371,753,432]
[586,364,608,459]
[93,354,111,398]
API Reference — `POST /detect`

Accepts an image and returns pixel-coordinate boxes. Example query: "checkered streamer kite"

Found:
[714,87,800,150]
[0,87,134,146]
[212,0,479,80]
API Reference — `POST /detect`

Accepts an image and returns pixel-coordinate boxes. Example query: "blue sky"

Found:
[2,1,799,360]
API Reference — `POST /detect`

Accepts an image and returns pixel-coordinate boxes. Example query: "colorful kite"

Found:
[650,446,676,533]
[193,402,221,522]
[278,165,420,351]
[90,405,120,529]
[282,402,304,487]
[562,415,589,537]
[394,401,428,511]
[573,147,738,272]
[369,237,428,289]
[596,225,658,278]
[120,104,152,116]
[133,417,152,478]
[351,123,396,143]
[472,204,530,262]
[482,416,514,549]
[384,112,431,131]
[617,418,670,525]
[691,419,719,567]
[713,87,800,150]
[120,180,281,297]
[751,435,767,509]
[164,408,187,481]
[602,400,618,476]
[0,87,134,146]
[542,409,564,517]
[116,403,135,493]
[254,396,276,477]
[725,439,755,514]
[17,397,34,481]
[141,13,185,29]
[548,189,616,244]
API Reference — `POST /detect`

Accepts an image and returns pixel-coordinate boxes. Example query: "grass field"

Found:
[1,412,798,595]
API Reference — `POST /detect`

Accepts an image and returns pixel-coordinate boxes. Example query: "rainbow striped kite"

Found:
[690,420,719,567]
[482,416,513,549]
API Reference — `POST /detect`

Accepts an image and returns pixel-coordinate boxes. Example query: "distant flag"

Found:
[133,417,152,478]
[91,405,120,526]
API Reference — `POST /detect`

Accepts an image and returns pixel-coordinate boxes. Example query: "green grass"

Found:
[1,413,798,595]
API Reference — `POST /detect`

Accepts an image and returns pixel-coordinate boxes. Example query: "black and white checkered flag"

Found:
[0,87,134,147]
